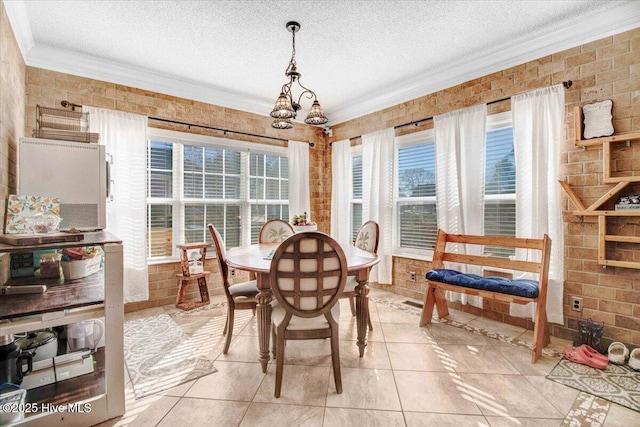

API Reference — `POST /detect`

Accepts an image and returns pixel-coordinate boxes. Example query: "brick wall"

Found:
[0,2,25,285]
[22,69,326,312]
[328,28,640,346]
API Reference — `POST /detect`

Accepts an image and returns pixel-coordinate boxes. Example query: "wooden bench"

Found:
[419,229,552,363]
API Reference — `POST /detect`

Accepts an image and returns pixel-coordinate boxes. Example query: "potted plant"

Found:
[291,212,317,232]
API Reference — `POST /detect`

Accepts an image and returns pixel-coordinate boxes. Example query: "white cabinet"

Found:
[0,232,124,426]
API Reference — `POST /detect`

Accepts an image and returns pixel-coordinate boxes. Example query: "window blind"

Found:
[484,126,516,258]
[351,155,363,241]
[397,143,438,250]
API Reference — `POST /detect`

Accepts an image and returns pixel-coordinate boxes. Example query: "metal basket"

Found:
[34,105,99,143]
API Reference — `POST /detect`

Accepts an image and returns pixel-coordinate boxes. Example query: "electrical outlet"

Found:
[230,269,236,277]
[571,296,583,312]
[410,271,416,282]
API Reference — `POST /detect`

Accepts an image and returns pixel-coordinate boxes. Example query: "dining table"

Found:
[225,240,380,373]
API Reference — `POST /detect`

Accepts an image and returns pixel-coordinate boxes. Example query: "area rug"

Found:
[547,358,640,413]
[124,313,217,399]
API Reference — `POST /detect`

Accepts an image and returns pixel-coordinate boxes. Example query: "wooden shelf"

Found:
[574,130,640,147]
[0,272,104,320]
[573,210,640,216]
[562,107,640,269]
[604,235,640,243]
[573,106,640,183]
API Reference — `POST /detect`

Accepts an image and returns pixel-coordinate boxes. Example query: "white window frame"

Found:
[393,128,436,260]
[147,128,287,263]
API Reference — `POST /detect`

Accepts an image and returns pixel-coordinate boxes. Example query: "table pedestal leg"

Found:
[355,271,369,357]
[256,274,272,373]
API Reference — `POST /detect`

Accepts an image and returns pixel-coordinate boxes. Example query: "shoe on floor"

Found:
[629,348,640,371]
[563,344,608,369]
[607,342,629,365]
[578,344,608,363]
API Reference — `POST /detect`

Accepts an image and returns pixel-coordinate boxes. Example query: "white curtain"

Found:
[361,128,394,284]
[287,140,311,222]
[511,84,565,325]
[434,104,487,308]
[85,106,149,303]
[330,139,352,246]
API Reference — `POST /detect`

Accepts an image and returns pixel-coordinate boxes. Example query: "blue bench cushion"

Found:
[426,269,539,299]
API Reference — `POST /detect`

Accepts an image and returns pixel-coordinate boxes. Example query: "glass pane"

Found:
[204,148,224,173]
[352,203,362,243]
[250,153,265,176]
[281,157,289,179]
[205,175,223,199]
[398,203,438,250]
[184,145,203,172]
[185,205,206,243]
[484,200,516,258]
[398,144,436,197]
[225,176,240,199]
[225,150,241,174]
[149,171,172,198]
[486,127,515,195]
[225,205,241,248]
[265,179,280,199]
[281,180,289,199]
[184,172,203,197]
[149,141,172,170]
[206,204,225,234]
[148,204,172,257]
[265,155,280,178]
[250,205,265,244]
[352,156,362,199]
[484,125,516,257]
[250,177,264,199]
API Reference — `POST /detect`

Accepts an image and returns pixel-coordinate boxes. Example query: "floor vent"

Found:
[403,300,423,309]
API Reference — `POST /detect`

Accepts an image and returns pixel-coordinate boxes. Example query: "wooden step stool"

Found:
[176,242,211,310]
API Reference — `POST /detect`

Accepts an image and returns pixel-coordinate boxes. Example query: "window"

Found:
[484,112,516,257]
[147,141,174,258]
[351,148,362,242]
[395,131,438,254]
[249,153,289,243]
[146,129,288,260]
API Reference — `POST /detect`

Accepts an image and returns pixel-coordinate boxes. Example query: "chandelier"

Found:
[270,21,328,129]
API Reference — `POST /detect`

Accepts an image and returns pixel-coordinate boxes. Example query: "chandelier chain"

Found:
[288,27,297,72]
[270,21,328,128]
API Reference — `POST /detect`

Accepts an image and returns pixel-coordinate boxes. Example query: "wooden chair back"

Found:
[354,220,379,254]
[259,219,295,243]
[208,224,231,293]
[270,231,348,319]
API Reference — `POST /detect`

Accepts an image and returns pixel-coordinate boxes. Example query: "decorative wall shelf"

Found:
[561,106,640,269]
[573,105,640,183]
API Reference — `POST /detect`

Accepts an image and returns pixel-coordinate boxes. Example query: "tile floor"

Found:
[96,289,638,427]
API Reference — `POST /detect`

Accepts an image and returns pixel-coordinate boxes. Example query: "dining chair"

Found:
[343,220,379,330]
[269,231,347,398]
[208,224,259,354]
[259,219,295,243]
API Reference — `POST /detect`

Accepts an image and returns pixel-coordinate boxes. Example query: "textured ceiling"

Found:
[5,0,640,126]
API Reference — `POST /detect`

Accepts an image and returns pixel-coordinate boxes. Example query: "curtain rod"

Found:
[60,102,314,147]
[149,117,315,146]
[330,80,572,146]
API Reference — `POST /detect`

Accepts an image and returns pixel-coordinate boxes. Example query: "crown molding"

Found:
[327,1,640,125]
[5,1,640,127]
[24,44,274,117]
[3,0,34,56]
